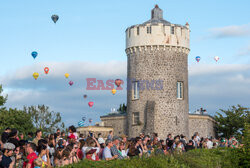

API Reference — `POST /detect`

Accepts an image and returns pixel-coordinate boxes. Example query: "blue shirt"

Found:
[103,147,112,160]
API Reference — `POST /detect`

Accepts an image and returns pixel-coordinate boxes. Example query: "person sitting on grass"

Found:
[111,136,124,160]
[103,139,118,161]
[85,147,99,161]
[118,142,129,158]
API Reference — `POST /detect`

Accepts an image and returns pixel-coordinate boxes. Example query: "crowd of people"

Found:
[0,126,241,168]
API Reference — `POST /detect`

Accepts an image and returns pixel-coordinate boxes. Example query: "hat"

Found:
[3,143,15,150]
[85,147,97,155]
[105,139,112,145]
[98,138,105,144]
[121,134,128,138]
[112,136,121,141]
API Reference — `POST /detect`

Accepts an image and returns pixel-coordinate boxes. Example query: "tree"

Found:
[24,105,65,134]
[117,103,127,114]
[0,85,7,107]
[0,108,35,135]
[214,105,249,139]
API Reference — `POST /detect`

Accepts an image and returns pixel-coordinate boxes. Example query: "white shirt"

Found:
[121,149,128,157]
[207,140,213,149]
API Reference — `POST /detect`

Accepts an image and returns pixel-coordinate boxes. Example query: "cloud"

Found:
[1,61,250,127]
[189,64,250,115]
[237,44,250,56]
[209,24,250,38]
[189,64,250,76]
[0,61,127,126]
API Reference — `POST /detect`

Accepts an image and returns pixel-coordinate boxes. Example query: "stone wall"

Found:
[188,114,216,139]
[126,46,190,139]
[100,113,216,139]
[100,114,127,136]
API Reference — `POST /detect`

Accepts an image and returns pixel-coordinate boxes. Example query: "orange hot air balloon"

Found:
[33,72,39,80]
[111,88,116,95]
[115,79,122,87]
[44,67,49,74]
[88,102,94,107]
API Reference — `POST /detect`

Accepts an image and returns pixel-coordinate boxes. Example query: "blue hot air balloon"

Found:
[51,15,59,24]
[78,121,84,127]
[195,56,201,63]
[31,51,38,59]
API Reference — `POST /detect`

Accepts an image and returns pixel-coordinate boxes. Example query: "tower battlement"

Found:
[126,5,190,50]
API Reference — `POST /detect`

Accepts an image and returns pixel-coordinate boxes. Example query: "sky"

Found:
[0,0,249,127]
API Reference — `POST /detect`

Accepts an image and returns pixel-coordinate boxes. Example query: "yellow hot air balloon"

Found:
[65,73,69,78]
[111,88,116,95]
[33,72,39,80]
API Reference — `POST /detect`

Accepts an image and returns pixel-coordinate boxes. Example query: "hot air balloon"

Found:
[33,72,39,80]
[78,121,84,127]
[31,51,38,59]
[115,79,122,87]
[111,88,116,95]
[88,102,94,108]
[51,15,59,23]
[82,117,86,122]
[69,81,74,86]
[65,73,69,78]
[195,56,201,63]
[44,67,49,74]
[83,94,87,99]
[214,56,219,62]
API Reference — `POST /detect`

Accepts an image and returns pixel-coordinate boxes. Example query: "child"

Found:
[34,158,43,168]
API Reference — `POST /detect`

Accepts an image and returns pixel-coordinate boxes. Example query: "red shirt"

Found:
[23,152,38,168]
[77,149,83,160]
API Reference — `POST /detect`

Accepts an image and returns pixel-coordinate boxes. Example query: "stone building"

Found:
[99,5,216,139]
[76,126,113,138]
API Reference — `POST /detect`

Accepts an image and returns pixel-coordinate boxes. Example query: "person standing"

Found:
[27,132,34,142]
[7,129,19,150]
[107,131,113,141]
[1,128,11,144]
[23,143,38,168]
[32,130,42,147]
[0,143,15,168]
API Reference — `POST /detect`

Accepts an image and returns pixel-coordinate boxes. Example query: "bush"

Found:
[63,148,249,168]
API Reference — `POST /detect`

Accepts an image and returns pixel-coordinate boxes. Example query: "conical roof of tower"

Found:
[143,5,171,26]
[126,5,188,31]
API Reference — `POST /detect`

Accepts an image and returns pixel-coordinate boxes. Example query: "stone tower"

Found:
[125,5,190,139]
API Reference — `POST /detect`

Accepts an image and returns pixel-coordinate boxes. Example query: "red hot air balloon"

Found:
[88,101,94,107]
[69,81,74,86]
[115,79,122,87]
[44,67,49,74]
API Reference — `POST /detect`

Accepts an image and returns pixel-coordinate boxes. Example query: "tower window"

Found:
[132,81,139,100]
[133,112,140,125]
[177,81,183,99]
[129,29,131,37]
[171,26,175,34]
[137,27,140,35]
[147,26,152,34]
